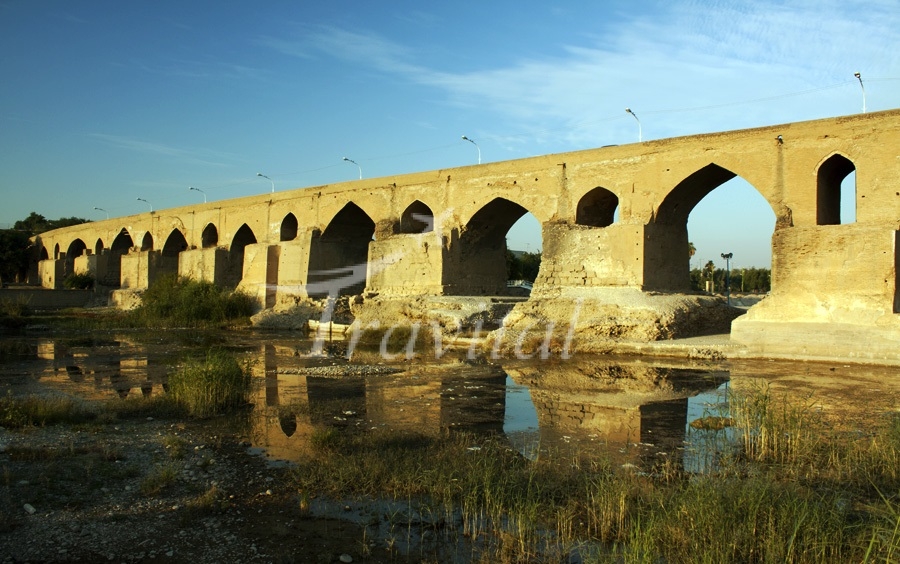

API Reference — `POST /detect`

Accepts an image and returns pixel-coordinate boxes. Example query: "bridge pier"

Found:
[732,225,900,362]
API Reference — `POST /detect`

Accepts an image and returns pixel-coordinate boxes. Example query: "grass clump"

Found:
[140,462,179,496]
[130,274,256,327]
[167,348,251,418]
[63,272,94,289]
[0,392,95,428]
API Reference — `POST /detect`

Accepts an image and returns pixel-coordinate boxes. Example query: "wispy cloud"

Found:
[88,133,242,167]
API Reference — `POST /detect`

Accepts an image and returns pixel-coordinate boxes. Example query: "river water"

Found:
[2,329,899,472]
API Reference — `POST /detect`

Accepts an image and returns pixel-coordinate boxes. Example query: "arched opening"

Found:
[307,202,375,298]
[817,154,856,225]
[107,229,134,287]
[226,224,257,288]
[201,223,219,248]
[64,239,87,276]
[94,239,104,255]
[448,197,541,295]
[576,187,619,227]
[40,246,49,261]
[160,229,188,279]
[399,200,434,233]
[140,232,153,252]
[656,163,775,299]
[54,243,60,260]
[280,213,298,241]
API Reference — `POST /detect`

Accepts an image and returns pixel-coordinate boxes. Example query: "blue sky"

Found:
[1,1,898,268]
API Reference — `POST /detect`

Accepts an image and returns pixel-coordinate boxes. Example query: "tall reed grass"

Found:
[166,348,251,418]
[288,382,900,563]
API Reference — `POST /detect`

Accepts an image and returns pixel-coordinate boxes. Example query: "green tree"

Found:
[0,230,32,284]
[13,212,89,236]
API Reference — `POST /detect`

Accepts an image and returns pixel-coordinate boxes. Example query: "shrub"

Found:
[167,349,251,418]
[132,275,256,327]
[63,272,95,289]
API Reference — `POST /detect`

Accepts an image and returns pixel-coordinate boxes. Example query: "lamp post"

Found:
[136,198,153,213]
[342,157,362,179]
[625,108,642,142]
[93,207,109,220]
[188,186,207,203]
[256,172,275,193]
[461,135,481,164]
[721,252,733,305]
[854,72,866,113]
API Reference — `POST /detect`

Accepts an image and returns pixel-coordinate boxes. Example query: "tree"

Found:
[13,211,89,236]
[0,230,32,284]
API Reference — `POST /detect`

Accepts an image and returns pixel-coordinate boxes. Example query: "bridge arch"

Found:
[94,238,104,255]
[140,232,153,252]
[576,187,619,227]
[399,200,434,234]
[108,229,134,287]
[223,224,257,288]
[307,202,375,298]
[816,152,856,225]
[40,246,49,261]
[280,213,298,241]
[64,239,87,276]
[448,197,540,295]
[201,223,218,248]
[162,229,188,257]
[53,243,59,260]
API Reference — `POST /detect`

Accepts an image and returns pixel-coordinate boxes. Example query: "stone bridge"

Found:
[31,110,900,362]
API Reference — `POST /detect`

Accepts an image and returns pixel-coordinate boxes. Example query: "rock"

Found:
[339,554,353,563]
[23,503,35,514]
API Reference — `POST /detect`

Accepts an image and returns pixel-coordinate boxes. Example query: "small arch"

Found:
[201,223,219,248]
[399,200,434,233]
[54,243,60,260]
[576,187,619,227]
[106,229,135,287]
[111,229,134,253]
[816,153,856,225]
[65,239,87,276]
[140,232,153,252]
[162,229,188,257]
[280,213,298,241]
[226,224,257,288]
[94,238,104,255]
[40,246,49,261]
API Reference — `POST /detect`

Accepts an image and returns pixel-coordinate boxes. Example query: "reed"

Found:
[166,348,251,418]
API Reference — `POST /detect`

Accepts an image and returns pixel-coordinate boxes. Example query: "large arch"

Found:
[816,153,856,225]
[280,213,298,241]
[307,202,375,298]
[201,223,219,248]
[140,232,153,252]
[162,229,188,257]
[225,224,257,288]
[104,229,134,287]
[446,197,535,295]
[576,187,619,227]
[399,200,434,234]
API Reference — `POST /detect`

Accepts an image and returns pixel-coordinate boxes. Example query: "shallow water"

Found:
[2,329,899,472]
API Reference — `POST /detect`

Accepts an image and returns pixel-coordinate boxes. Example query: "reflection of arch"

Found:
[450,197,533,295]
[279,414,297,437]
[307,202,375,298]
[576,187,619,227]
[162,229,188,257]
[201,223,218,248]
[817,153,856,225]
[280,213,298,241]
[226,224,257,288]
[399,200,434,233]
[140,232,153,252]
[94,238,104,255]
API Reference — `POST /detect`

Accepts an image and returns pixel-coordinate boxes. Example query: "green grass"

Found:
[0,391,95,428]
[166,348,251,418]
[129,274,256,328]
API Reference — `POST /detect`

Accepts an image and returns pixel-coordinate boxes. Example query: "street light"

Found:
[189,186,207,203]
[721,252,733,305]
[342,157,362,179]
[625,108,642,142]
[136,198,153,212]
[461,135,481,164]
[93,207,109,219]
[854,72,866,113]
[256,172,275,193]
